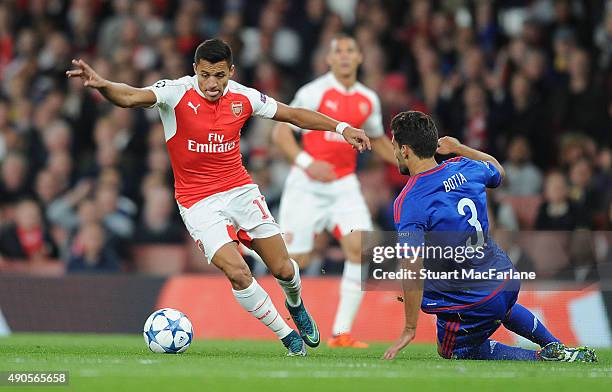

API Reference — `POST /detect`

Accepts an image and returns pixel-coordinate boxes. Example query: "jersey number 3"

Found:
[457,198,484,248]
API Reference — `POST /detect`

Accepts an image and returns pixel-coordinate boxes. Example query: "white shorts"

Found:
[278,167,373,254]
[178,184,281,262]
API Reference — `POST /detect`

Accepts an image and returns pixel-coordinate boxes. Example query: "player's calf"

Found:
[212,242,304,354]
[211,243,253,289]
[251,235,321,348]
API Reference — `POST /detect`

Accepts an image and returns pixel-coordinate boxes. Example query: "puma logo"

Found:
[188,101,200,114]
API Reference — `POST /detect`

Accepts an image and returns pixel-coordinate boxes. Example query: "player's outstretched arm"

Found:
[437,136,506,179]
[383,258,423,360]
[66,59,156,108]
[271,123,336,182]
[273,103,371,152]
[371,135,398,165]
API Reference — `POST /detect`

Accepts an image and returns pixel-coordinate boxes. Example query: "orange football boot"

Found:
[327,333,369,348]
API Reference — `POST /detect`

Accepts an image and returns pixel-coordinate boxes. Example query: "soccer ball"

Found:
[143,308,193,354]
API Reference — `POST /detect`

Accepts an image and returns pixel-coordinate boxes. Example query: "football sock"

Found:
[460,339,539,361]
[232,278,293,339]
[503,303,560,347]
[276,259,302,307]
[332,261,364,336]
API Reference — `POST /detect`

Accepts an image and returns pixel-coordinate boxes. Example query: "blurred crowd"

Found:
[0,0,610,277]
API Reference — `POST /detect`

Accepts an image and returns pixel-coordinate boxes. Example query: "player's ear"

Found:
[192,63,197,74]
[400,144,410,159]
[229,64,235,78]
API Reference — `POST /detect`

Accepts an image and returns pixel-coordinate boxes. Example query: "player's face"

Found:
[392,137,411,175]
[327,38,362,78]
[193,60,235,102]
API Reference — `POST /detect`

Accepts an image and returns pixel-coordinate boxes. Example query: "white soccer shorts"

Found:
[278,167,373,254]
[178,184,281,262]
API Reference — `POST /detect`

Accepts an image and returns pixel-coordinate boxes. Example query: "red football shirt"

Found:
[289,72,384,178]
[146,77,278,208]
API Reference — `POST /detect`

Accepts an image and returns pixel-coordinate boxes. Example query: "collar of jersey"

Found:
[412,161,448,179]
[192,76,230,100]
[327,72,356,94]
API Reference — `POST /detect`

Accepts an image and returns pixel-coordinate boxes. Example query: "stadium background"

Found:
[0,0,610,346]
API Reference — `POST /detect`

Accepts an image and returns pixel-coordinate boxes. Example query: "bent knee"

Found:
[270,259,295,281]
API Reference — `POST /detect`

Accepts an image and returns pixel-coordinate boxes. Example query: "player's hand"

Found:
[436,136,462,155]
[305,160,337,183]
[66,59,107,89]
[382,327,416,360]
[343,127,371,152]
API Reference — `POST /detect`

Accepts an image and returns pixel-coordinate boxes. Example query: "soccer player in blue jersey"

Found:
[382,111,596,362]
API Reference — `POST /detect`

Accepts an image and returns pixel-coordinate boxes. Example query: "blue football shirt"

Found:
[394,156,514,312]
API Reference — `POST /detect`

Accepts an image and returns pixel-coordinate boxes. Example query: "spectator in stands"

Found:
[46,151,74,188]
[461,82,494,152]
[497,73,551,166]
[67,222,120,273]
[568,158,598,226]
[34,169,64,208]
[551,48,610,141]
[0,99,14,161]
[502,136,543,196]
[592,148,612,228]
[42,120,72,156]
[95,183,136,240]
[594,6,612,71]
[535,171,588,230]
[0,199,58,262]
[47,179,94,233]
[521,49,551,102]
[133,186,184,245]
[0,153,30,206]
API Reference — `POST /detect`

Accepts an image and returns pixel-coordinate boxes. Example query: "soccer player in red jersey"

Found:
[67,39,371,356]
[272,35,396,348]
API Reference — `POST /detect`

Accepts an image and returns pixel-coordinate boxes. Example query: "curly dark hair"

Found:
[391,111,439,159]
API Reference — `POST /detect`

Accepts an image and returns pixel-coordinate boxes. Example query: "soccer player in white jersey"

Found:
[272,35,397,348]
[67,39,371,356]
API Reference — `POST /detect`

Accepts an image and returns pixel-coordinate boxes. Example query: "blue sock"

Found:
[502,303,559,347]
[459,339,539,361]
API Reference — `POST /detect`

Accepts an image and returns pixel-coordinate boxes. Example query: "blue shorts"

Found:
[433,282,519,359]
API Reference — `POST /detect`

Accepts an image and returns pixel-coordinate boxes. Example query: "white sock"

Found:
[232,278,293,339]
[332,261,364,336]
[276,259,302,307]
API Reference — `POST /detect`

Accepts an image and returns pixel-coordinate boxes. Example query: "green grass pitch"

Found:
[0,334,610,391]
